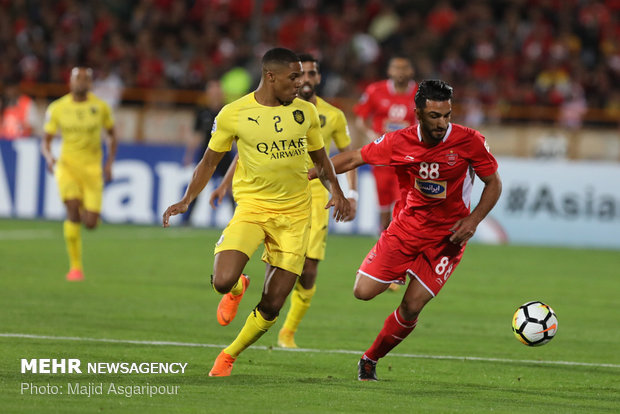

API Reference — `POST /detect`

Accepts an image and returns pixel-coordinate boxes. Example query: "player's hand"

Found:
[44,156,56,174]
[307,168,317,180]
[449,217,478,246]
[209,185,227,209]
[162,201,189,228]
[103,161,113,183]
[325,191,350,222]
[343,198,357,222]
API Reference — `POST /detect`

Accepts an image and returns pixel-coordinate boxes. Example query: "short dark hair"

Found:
[297,53,320,71]
[414,79,453,109]
[262,47,300,69]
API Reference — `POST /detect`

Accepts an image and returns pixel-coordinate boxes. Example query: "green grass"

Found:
[1,218,619,413]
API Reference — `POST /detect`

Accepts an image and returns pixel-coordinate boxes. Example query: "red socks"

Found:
[363,309,418,362]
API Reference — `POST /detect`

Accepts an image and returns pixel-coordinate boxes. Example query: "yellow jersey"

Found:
[308,97,352,192]
[43,92,114,166]
[209,93,324,211]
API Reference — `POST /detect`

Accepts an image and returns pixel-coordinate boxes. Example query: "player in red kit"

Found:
[354,56,418,231]
[319,80,502,380]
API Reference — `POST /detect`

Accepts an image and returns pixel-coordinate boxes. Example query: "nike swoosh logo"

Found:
[405,155,415,161]
[535,323,557,334]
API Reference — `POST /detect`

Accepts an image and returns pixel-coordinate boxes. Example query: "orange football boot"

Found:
[66,269,84,281]
[208,351,236,377]
[216,274,250,326]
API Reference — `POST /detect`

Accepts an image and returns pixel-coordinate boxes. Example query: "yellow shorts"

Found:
[214,203,311,275]
[55,160,103,213]
[306,183,329,261]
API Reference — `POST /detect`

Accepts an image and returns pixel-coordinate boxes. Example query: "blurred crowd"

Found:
[1,0,619,128]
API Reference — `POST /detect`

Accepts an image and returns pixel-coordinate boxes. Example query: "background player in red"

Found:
[354,55,418,231]
[321,80,502,380]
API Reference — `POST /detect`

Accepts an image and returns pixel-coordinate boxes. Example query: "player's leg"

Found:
[56,163,86,281]
[279,257,318,348]
[63,199,84,281]
[358,279,430,381]
[279,186,326,347]
[212,213,264,326]
[210,265,297,377]
[227,265,298,354]
[210,208,309,376]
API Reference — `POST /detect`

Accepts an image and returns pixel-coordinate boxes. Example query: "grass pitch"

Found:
[1,219,618,413]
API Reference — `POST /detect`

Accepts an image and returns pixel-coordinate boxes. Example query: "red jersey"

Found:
[353,79,418,135]
[360,123,498,237]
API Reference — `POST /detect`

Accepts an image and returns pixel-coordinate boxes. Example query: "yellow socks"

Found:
[224,309,277,358]
[63,220,82,271]
[283,282,316,333]
[229,276,245,296]
[212,275,244,295]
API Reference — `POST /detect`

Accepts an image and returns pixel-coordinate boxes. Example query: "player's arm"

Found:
[41,104,57,173]
[337,144,358,221]
[209,153,238,208]
[41,132,56,173]
[163,148,226,227]
[103,127,117,182]
[449,171,502,246]
[308,147,350,222]
[308,148,365,180]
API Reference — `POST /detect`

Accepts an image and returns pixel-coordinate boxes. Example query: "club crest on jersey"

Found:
[90,106,98,114]
[374,135,385,144]
[293,109,305,124]
[446,151,458,166]
[319,114,326,128]
[415,178,447,199]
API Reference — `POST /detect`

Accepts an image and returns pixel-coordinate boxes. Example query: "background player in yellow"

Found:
[210,53,359,349]
[41,67,117,281]
[162,48,350,377]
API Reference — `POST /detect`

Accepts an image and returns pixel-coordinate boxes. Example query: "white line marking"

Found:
[2,332,619,369]
[0,230,56,240]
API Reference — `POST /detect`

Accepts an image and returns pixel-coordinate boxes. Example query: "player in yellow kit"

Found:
[41,67,117,281]
[162,48,350,377]
[211,53,359,348]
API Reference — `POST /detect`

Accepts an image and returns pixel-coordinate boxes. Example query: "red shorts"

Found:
[358,231,466,297]
[371,165,400,210]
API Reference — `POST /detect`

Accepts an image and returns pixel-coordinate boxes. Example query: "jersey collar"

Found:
[417,123,452,143]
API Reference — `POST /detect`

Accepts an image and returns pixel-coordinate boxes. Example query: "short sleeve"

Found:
[360,132,395,166]
[43,103,58,135]
[305,103,324,152]
[208,105,236,152]
[102,102,114,129]
[469,131,498,177]
[332,109,352,150]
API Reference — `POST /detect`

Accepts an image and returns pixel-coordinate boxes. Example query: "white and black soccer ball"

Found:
[512,301,558,346]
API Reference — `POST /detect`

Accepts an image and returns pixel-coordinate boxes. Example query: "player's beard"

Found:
[299,83,315,101]
[421,122,446,143]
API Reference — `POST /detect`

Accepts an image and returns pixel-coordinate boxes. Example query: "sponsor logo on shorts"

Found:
[366,249,376,263]
[415,178,447,199]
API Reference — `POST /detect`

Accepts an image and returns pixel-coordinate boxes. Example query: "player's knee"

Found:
[84,220,98,230]
[399,300,424,321]
[257,302,280,320]
[353,285,374,301]
[211,274,235,294]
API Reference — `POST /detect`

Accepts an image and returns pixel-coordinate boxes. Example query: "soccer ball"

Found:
[512,301,558,346]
